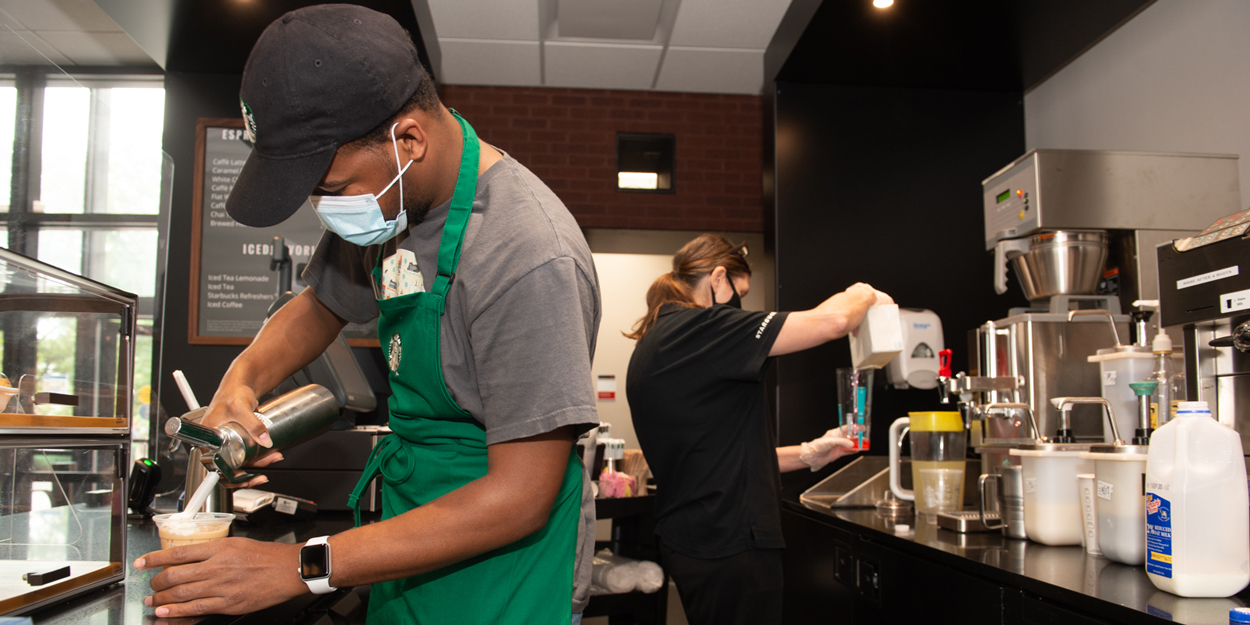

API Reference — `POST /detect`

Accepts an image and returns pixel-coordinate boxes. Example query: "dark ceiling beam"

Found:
[163,0,429,75]
[408,0,440,82]
[768,0,1153,94]
[763,0,823,87]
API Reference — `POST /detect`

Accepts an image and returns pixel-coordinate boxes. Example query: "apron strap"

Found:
[348,434,398,527]
[431,110,480,303]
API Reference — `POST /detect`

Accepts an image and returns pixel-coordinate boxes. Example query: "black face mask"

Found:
[711,277,742,309]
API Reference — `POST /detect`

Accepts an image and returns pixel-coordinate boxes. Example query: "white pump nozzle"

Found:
[1153,327,1173,354]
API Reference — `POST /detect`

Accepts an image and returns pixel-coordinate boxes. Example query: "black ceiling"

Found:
[776,0,1153,92]
[165,0,429,75]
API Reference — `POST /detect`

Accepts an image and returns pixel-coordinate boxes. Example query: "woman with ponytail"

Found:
[625,233,891,625]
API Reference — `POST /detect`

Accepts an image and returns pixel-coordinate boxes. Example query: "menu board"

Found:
[189,118,377,345]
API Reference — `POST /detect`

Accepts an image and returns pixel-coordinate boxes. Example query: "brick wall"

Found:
[439,85,765,232]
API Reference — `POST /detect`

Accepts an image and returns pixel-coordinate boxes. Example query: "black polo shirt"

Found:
[627,303,790,559]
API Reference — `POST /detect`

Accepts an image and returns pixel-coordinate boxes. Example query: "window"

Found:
[0,72,165,448]
[616,133,675,193]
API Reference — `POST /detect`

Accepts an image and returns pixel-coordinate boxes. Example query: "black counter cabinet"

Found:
[782,500,1250,625]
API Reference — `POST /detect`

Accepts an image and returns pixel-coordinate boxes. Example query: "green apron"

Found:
[347,112,583,624]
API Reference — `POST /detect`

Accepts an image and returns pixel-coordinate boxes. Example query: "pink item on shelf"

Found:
[599,470,636,498]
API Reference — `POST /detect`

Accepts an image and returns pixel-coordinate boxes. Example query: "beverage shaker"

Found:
[998,466,1027,539]
[979,466,1027,539]
[166,384,339,484]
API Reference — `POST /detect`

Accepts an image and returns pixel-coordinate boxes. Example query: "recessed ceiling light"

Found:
[873,0,894,7]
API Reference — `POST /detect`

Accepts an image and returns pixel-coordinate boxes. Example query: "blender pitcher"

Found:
[888,412,967,517]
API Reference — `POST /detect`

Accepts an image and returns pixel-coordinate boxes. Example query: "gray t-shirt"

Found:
[303,153,601,613]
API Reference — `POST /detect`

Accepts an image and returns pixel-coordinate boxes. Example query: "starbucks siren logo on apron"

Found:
[388,333,402,372]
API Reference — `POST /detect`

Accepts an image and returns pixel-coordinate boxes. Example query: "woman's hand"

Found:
[798,428,858,471]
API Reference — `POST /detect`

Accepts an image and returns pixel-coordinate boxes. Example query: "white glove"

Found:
[799,427,857,472]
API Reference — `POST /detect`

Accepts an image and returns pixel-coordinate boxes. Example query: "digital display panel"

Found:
[996,189,1011,204]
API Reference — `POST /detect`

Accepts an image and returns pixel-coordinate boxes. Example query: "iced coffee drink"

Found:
[152,513,234,549]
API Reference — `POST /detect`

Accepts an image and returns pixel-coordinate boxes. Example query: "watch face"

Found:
[300,543,329,579]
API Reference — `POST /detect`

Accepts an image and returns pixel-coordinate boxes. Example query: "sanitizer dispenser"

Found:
[886,308,944,390]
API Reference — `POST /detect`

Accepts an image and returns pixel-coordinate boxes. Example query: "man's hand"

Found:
[137,538,306,618]
[197,385,283,488]
[201,384,270,448]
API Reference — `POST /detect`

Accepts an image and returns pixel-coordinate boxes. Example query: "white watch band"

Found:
[300,535,336,595]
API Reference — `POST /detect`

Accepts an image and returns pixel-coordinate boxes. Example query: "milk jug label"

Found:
[1145,493,1173,578]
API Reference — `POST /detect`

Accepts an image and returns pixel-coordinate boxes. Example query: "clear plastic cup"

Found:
[152,513,234,549]
[837,368,873,450]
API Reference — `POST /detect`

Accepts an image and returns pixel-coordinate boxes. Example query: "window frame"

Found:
[0,69,165,445]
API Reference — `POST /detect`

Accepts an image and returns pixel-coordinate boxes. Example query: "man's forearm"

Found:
[218,288,347,399]
[326,431,575,587]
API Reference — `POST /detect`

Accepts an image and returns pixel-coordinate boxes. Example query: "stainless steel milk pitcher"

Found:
[166,384,339,483]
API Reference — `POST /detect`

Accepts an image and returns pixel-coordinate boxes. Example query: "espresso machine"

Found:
[975,149,1240,447]
[1158,209,1250,462]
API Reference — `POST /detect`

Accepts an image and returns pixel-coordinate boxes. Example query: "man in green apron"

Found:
[137,6,600,623]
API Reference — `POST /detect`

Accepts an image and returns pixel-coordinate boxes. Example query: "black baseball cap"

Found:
[227,4,423,228]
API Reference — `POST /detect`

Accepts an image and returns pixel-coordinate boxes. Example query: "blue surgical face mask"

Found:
[310,123,414,246]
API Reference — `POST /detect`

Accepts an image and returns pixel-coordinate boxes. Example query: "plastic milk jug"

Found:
[1145,402,1250,597]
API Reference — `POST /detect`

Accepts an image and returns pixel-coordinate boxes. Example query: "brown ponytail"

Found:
[625,233,751,340]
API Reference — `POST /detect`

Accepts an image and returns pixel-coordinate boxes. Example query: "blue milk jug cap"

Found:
[1230,607,1250,623]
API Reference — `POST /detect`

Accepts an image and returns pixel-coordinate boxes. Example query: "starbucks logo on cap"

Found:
[388,333,402,372]
[240,99,258,143]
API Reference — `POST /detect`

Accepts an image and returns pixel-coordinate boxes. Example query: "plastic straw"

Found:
[170,471,219,519]
[172,370,200,411]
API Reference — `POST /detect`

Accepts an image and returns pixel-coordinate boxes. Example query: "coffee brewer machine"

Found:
[975,150,1240,447]
[1158,209,1250,461]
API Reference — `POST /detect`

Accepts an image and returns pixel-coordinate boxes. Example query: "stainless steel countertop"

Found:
[786,501,1250,625]
[29,512,367,625]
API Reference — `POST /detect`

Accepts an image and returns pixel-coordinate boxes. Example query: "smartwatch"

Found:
[299,535,336,594]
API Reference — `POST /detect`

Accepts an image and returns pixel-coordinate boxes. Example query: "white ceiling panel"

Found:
[654,47,764,94]
[557,0,662,40]
[426,0,539,41]
[0,0,121,32]
[669,0,791,49]
[0,31,71,66]
[438,39,542,86]
[544,41,661,90]
[38,30,151,65]
[0,7,26,30]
